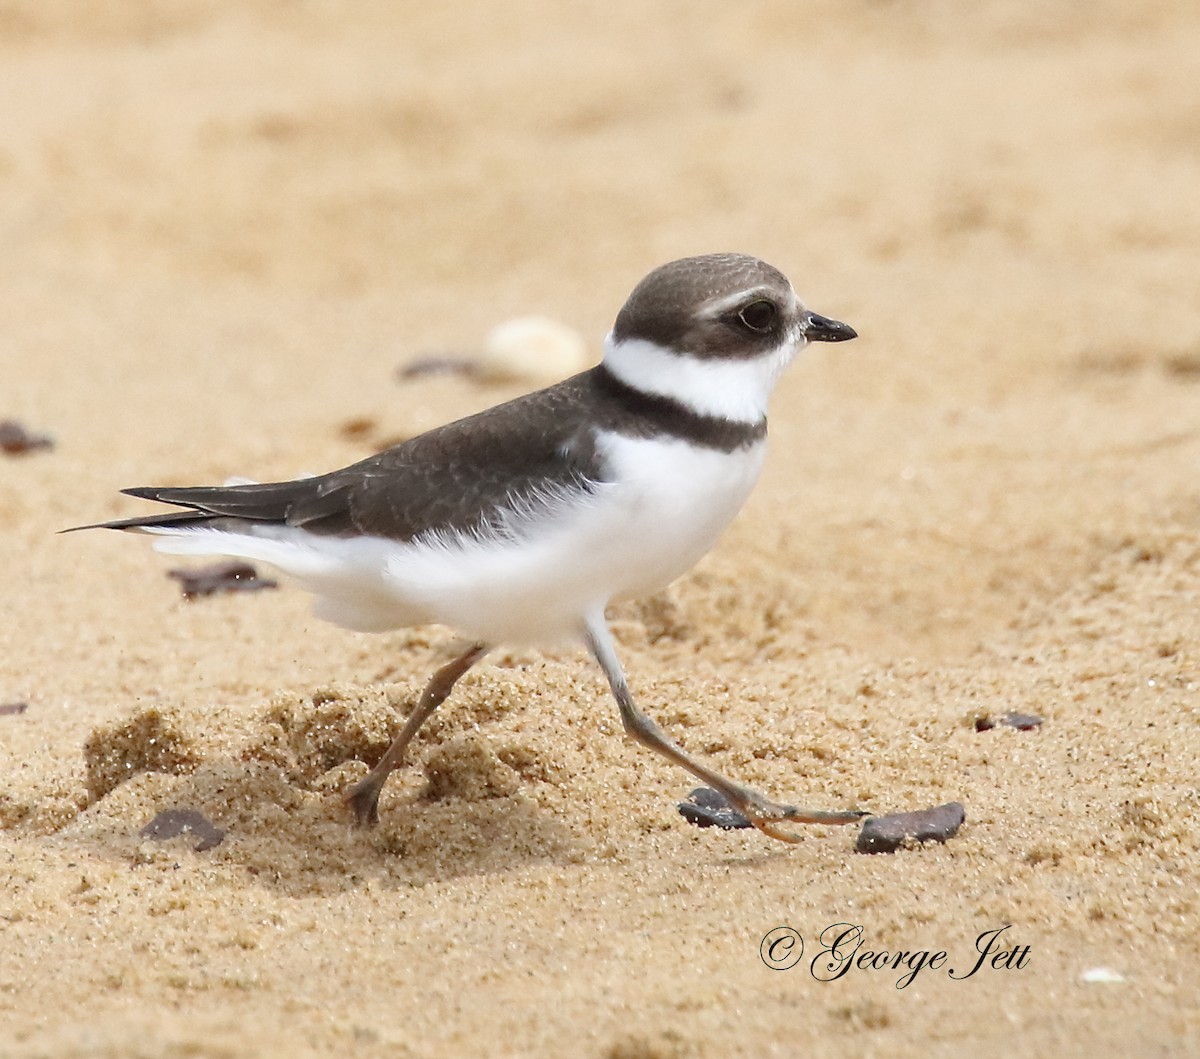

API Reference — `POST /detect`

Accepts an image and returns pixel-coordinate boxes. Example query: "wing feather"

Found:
[76,372,608,542]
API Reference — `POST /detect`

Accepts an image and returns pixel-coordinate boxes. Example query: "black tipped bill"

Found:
[802,312,857,343]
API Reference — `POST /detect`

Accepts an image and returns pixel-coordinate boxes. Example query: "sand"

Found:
[2,1,1199,1055]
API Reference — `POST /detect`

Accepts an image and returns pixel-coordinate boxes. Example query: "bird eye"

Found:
[737,300,777,333]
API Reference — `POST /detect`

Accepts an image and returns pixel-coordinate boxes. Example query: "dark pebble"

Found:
[0,702,29,716]
[677,787,753,830]
[0,419,54,455]
[974,711,1043,732]
[167,561,278,600]
[856,802,966,854]
[139,808,226,852]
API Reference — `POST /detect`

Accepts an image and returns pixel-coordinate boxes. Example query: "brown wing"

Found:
[90,372,609,542]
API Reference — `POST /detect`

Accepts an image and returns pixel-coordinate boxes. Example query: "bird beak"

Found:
[802,312,857,343]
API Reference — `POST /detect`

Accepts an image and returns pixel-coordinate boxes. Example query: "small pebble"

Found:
[397,355,478,380]
[677,787,753,830]
[0,419,54,455]
[339,416,379,440]
[336,416,411,454]
[1080,966,1126,984]
[139,808,226,852]
[855,802,966,854]
[167,561,278,600]
[974,711,1043,732]
[0,702,29,716]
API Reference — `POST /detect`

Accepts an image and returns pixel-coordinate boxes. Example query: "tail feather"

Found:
[61,509,216,534]
[118,477,355,531]
[65,473,356,536]
[122,480,308,520]
[63,480,311,534]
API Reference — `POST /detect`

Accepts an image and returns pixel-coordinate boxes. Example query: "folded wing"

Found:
[71,372,607,543]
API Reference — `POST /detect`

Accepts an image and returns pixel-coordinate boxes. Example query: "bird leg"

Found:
[582,616,864,843]
[345,641,490,827]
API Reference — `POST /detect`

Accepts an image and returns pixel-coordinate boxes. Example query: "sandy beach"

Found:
[2,2,1199,1055]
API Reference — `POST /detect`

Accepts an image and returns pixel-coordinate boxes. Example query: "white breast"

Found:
[375,430,766,644]
[586,430,766,599]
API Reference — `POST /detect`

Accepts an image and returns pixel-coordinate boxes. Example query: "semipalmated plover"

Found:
[73,253,863,841]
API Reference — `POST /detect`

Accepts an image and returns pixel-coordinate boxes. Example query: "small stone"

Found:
[1080,966,1126,984]
[0,419,54,455]
[855,802,966,854]
[974,711,1043,732]
[167,561,278,600]
[139,808,226,852]
[396,355,477,380]
[338,416,379,440]
[0,702,29,716]
[677,787,753,830]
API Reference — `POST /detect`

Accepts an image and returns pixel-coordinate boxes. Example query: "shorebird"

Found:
[73,253,863,841]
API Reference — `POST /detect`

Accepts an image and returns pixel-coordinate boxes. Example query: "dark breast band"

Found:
[589,365,767,453]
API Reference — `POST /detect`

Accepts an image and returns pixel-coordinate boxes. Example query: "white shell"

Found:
[1079,967,1125,984]
[478,316,590,385]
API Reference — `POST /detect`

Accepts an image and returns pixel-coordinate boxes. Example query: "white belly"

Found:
[376,432,766,644]
[147,433,767,646]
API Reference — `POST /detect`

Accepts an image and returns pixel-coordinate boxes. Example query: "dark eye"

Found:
[737,300,777,333]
